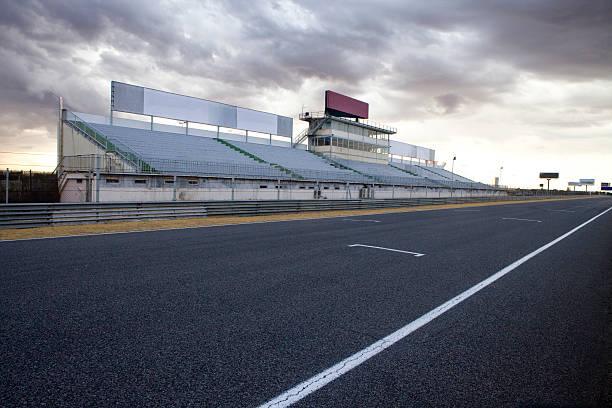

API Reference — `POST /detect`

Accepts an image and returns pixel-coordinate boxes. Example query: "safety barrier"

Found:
[0,195,574,229]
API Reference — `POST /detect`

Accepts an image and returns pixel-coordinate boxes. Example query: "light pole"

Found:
[451,156,456,181]
[499,166,503,186]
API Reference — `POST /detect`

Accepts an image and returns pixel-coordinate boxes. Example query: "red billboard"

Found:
[325,90,369,119]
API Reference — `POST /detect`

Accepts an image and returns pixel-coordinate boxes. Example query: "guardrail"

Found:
[0,195,581,229]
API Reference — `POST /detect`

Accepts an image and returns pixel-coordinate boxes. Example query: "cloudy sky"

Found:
[1,0,610,189]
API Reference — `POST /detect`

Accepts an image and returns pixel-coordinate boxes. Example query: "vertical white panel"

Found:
[236,107,277,135]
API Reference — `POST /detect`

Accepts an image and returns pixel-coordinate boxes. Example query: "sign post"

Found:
[580,179,594,193]
[539,172,559,192]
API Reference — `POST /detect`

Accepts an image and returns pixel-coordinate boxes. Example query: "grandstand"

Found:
[56,82,503,202]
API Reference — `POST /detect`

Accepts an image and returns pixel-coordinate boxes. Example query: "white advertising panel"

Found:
[236,107,277,135]
[111,81,292,137]
[390,140,434,161]
[579,179,595,185]
[568,181,581,186]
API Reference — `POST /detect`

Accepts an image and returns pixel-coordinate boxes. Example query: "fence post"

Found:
[5,168,8,204]
[173,175,177,201]
[95,156,100,203]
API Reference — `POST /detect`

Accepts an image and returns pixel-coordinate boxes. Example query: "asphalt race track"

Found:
[1,197,611,407]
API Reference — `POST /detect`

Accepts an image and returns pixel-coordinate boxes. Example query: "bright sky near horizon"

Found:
[1,0,610,189]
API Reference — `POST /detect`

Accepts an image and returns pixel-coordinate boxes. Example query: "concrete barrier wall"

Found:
[60,174,504,203]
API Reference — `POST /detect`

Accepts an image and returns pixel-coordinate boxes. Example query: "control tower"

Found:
[296,91,396,164]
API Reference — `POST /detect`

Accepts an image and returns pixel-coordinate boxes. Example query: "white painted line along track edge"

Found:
[257,206,612,408]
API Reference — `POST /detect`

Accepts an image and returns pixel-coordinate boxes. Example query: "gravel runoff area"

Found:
[0,196,598,241]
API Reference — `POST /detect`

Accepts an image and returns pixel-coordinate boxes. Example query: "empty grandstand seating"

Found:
[228,140,370,183]
[68,116,490,188]
[86,123,287,179]
[331,159,440,187]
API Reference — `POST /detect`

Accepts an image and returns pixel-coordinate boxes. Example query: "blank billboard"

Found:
[568,181,581,186]
[111,81,292,138]
[390,140,435,161]
[325,90,369,119]
[539,172,559,179]
[579,178,595,185]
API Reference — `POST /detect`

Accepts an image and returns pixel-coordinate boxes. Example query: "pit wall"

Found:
[60,173,505,202]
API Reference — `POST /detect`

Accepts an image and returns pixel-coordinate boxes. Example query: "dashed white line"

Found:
[547,209,576,213]
[501,217,542,223]
[343,219,381,223]
[348,244,425,257]
[257,206,612,408]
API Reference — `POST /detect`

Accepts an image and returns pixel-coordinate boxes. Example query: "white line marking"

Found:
[348,244,425,257]
[343,219,381,223]
[501,217,542,223]
[258,206,612,408]
[547,209,576,213]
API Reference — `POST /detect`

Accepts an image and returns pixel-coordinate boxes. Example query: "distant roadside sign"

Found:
[602,182,610,187]
[568,181,581,186]
[580,179,595,185]
[602,186,612,191]
[539,172,559,179]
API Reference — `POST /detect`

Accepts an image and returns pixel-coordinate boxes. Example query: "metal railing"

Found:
[64,111,154,174]
[61,154,494,187]
[299,111,397,133]
[0,195,588,229]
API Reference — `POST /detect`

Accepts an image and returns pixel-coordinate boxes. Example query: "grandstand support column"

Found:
[185,121,189,136]
[346,182,349,199]
[269,133,272,145]
[245,130,248,143]
[150,116,154,131]
[231,177,235,200]
[277,178,280,200]
[392,184,395,199]
[216,126,220,139]
[173,176,177,201]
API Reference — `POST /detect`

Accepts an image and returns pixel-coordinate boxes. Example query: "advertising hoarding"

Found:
[111,81,293,138]
[601,182,610,187]
[539,172,559,179]
[568,181,581,186]
[390,140,435,161]
[325,90,369,119]
[579,179,595,185]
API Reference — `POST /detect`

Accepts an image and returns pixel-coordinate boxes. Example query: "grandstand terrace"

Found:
[56,82,503,202]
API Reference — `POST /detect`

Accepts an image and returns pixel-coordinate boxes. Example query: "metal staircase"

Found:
[292,116,328,148]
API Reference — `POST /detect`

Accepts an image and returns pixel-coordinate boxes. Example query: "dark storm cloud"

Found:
[0,0,610,150]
